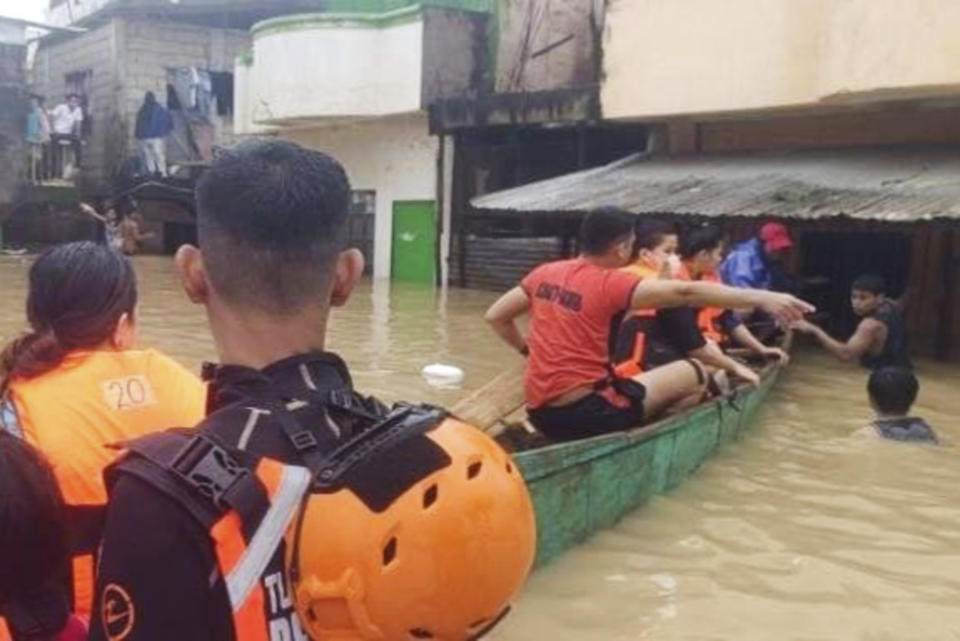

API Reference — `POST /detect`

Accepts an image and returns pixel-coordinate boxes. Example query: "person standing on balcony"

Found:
[25,95,51,183]
[49,94,84,178]
[135,91,173,177]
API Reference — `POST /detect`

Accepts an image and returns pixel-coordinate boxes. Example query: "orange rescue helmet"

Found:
[287,417,536,641]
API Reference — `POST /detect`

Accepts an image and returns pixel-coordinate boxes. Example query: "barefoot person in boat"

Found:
[791,273,911,370]
[485,208,814,443]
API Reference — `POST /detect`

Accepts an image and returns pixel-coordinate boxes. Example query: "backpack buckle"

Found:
[170,434,249,510]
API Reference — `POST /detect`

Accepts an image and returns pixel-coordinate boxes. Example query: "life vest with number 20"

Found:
[1,349,206,618]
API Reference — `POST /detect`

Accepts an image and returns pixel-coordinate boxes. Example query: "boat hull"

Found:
[514,365,783,568]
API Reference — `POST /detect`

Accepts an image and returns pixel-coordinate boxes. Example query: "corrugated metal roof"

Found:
[470,147,960,222]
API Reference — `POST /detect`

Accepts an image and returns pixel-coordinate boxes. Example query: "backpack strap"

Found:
[106,428,270,541]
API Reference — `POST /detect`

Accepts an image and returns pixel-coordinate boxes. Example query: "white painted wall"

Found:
[603,0,960,120]
[249,16,424,123]
[234,58,278,135]
[284,113,439,280]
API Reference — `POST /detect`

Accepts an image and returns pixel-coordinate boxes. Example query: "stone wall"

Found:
[0,43,26,209]
[119,18,250,155]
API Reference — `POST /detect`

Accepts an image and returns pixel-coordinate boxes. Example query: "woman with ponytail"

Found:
[0,242,206,629]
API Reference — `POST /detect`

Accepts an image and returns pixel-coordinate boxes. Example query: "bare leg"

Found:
[635,359,707,422]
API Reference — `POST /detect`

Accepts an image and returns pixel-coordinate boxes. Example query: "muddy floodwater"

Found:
[1,255,958,640]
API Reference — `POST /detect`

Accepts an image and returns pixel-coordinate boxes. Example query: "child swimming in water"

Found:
[854,367,937,443]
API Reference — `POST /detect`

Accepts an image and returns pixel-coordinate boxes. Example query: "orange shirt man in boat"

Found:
[485,208,813,442]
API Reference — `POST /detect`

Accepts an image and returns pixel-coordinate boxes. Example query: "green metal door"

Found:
[391,200,436,283]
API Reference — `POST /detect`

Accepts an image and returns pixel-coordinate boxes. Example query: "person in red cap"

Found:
[720,221,794,291]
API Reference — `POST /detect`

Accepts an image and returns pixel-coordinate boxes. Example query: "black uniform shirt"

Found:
[90,353,358,641]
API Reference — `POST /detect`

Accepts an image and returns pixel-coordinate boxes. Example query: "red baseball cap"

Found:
[759,222,793,252]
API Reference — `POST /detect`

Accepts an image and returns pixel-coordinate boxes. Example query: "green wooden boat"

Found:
[512,360,784,568]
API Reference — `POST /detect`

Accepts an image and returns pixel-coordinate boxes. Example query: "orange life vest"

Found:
[695,271,727,344]
[2,348,206,618]
[613,262,660,377]
[674,264,726,344]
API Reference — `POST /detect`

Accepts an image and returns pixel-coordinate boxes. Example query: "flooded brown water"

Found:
[2,255,958,640]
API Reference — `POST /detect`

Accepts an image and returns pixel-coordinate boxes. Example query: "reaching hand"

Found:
[762,346,790,365]
[758,292,815,325]
[732,362,760,386]
[789,319,817,334]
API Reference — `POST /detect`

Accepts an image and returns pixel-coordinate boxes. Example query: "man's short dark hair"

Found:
[196,139,351,315]
[679,225,723,259]
[868,367,919,415]
[852,274,885,296]
[635,219,677,252]
[579,208,634,255]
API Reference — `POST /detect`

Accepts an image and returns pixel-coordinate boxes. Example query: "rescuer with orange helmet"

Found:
[90,140,536,641]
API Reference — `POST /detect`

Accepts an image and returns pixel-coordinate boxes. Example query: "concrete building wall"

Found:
[494,0,600,93]
[31,18,249,191]
[46,0,114,27]
[0,43,27,208]
[32,22,119,191]
[119,18,250,153]
[602,0,960,120]
[284,113,439,279]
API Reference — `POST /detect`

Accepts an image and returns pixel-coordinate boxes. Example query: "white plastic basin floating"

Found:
[422,363,465,388]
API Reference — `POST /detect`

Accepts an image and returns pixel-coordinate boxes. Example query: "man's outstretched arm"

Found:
[631,280,814,326]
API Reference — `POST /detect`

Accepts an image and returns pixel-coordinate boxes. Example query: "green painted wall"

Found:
[391,200,437,283]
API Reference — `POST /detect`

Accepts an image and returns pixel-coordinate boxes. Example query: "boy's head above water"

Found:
[867,367,918,417]
[850,273,886,317]
[177,139,363,319]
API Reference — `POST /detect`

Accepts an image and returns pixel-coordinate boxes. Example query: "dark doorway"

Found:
[800,231,911,335]
[163,221,197,254]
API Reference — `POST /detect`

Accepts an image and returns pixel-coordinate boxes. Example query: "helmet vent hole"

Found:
[409,628,434,639]
[382,537,398,566]
[423,484,438,509]
[467,461,483,479]
[505,461,513,474]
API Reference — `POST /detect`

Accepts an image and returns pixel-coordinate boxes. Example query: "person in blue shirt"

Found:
[134,91,174,176]
[720,221,794,291]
